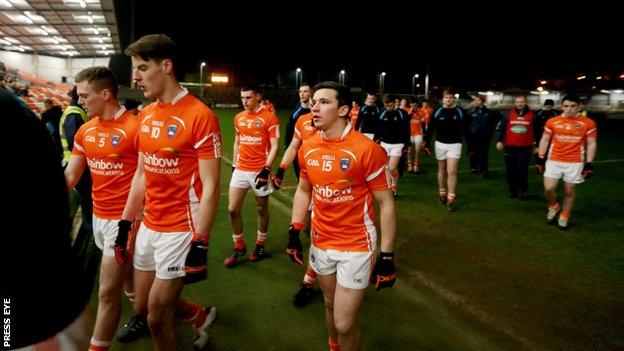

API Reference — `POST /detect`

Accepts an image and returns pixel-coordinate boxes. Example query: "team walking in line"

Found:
[31,32,597,351]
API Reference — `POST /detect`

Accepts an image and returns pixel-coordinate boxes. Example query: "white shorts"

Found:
[435,141,462,160]
[92,215,118,257]
[363,133,375,140]
[133,223,193,280]
[380,142,405,157]
[309,244,374,290]
[410,135,423,144]
[544,160,584,184]
[230,169,273,197]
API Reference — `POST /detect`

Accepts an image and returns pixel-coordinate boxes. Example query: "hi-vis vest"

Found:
[60,105,89,162]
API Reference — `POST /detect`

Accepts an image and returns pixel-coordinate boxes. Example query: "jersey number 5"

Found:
[322,160,332,172]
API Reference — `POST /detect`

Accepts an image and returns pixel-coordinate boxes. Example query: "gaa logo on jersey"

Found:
[255,120,263,128]
[340,157,350,171]
[111,135,120,146]
[167,124,178,138]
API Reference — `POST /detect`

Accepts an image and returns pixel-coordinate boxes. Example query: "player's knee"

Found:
[228,206,241,219]
[147,311,166,334]
[97,280,122,304]
[334,317,355,336]
[563,187,575,197]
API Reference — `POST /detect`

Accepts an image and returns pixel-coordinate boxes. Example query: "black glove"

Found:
[114,219,132,265]
[254,166,271,189]
[286,223,304,265]
[184,233,209,284]
[232,166,235,173]
[370,251,396,291]
[582,162,594,179]
[535,155,546,175]
[271,166,286,190]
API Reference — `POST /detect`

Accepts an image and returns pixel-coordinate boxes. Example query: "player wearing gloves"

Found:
[289,82,396,351]
[536,93,597,229]
[63,67,148,349]
[120,34,221,350]
[370,251,396,290]
[225,84,280,267]
[286,222,305,265]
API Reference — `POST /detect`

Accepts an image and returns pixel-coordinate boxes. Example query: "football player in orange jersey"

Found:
[64,66,148,350]
[287,82,396,351]
[225,84,280,267]
[536,94,597,229]
[260,95,275,113]
[121,34,221,350]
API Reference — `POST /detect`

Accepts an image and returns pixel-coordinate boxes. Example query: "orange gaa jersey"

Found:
[409,108,423,136]
[298,124,391,252]
[293,113,318,142]
[234,107,279,171]
[138,89,222,232]
[73,108,139,219]
[544,115,597,163]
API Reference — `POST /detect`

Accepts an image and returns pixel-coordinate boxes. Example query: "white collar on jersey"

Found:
[321,121,352,141]
[171,88,189,106]
[113,106,126,120]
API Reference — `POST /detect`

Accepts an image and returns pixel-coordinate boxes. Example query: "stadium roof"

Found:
[0,0,120,57]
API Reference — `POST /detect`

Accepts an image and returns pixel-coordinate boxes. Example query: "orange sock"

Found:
[233,233,245,250]
[256,231,267,246]
[560,211,570,219]
[89,338,110,351]
[328,337,340,351]
[176,299,197,319]
[549,202,559,210]
[391,169,399,187]
[177,300,207,330]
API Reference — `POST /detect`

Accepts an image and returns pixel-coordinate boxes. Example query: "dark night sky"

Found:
[111,1,622,93]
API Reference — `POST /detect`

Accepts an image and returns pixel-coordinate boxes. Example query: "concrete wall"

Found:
[0,50,109,84]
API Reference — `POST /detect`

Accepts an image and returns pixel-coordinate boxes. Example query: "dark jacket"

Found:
[377,108,411,145]
[466,106,498,139]
[355,104,382,135]
[425,106,468,145]
[284,105,310,148]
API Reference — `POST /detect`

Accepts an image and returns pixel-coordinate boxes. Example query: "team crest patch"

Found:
[340,157,350,171]
[167,124,178,138]
[255,120,262,128]
[111,135,120,146]
[576,123,582,129]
